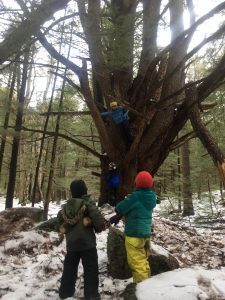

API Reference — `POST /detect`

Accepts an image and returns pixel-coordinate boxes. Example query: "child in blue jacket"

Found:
[101,101,133,148]
[110,171,156,283]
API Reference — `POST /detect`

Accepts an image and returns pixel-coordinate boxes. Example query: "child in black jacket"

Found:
[58,180,106,300]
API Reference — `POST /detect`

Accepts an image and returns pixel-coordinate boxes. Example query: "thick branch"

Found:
[78,60,116,161]
[198,52,225,101]
[37,23,115,160]
[0,0,71,64]
[186,84,225,184]
[77,0,110,103]
[165,23,225,84]
[138,0,161,75]
[134,1,225,100]
[39,35,82,76]
[162,1,225,60]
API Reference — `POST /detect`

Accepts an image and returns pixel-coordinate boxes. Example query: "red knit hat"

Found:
[135,171,153,188]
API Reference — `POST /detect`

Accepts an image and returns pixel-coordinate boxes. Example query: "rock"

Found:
[0,207,44,222]
[122,283,137,300]
[107,226,132,279]
[107,228,179,280]
[149,242,179,276]
[0,208,41,245]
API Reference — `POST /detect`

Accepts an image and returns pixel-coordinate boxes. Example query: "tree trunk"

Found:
[44,20,73,219]
[5,50,29,208]
[31,55,60,206]
[98,154,108,207]
[181,141,194,216]
[177,146,182,211]
[0,64,17,178]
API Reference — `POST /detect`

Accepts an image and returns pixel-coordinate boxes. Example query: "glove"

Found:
[110,214,121,225]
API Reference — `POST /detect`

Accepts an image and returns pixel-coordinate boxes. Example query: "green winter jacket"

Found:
[57,195,105,252]
[116,188,156,237]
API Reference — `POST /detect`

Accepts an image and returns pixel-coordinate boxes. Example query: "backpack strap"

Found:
[61,204,86,225]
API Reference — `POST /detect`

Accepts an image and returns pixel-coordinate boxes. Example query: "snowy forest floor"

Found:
[0,194,225,300]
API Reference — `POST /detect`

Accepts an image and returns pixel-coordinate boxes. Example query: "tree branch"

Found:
[186,84,225,184]
[169,131,196,151]
[49,71,82,93]
[39,111,90,116]
[77,0,111,103]
[19,126,101,158]
[134,1,225,98]
[138,0,161,75]
[198,53,225,101]
[38,35,82,77]
[0,0,71,64]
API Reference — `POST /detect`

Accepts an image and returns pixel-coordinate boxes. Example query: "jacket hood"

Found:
[134,189,156,211]
[63,195,90,218]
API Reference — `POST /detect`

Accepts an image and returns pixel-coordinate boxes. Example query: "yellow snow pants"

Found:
[125,236,150,283]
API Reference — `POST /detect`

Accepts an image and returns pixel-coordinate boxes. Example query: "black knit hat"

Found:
[70,180,88,198]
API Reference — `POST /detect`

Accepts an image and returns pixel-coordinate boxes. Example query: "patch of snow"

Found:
[136,267,225,300]
[151,242,170,257]
[0,194,225,300]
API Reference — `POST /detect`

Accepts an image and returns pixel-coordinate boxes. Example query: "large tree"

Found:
[1,0,225,203]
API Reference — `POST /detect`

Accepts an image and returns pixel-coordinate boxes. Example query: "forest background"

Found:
[0,0,225,220]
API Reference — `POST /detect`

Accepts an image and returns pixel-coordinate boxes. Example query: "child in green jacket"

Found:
[110,171,156,283]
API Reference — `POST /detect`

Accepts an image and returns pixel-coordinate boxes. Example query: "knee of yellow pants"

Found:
[132,259,150,283]
[133,271,149,283]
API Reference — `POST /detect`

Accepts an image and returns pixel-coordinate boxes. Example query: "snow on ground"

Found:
[137,267,225,300]
[0,196,225,300]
